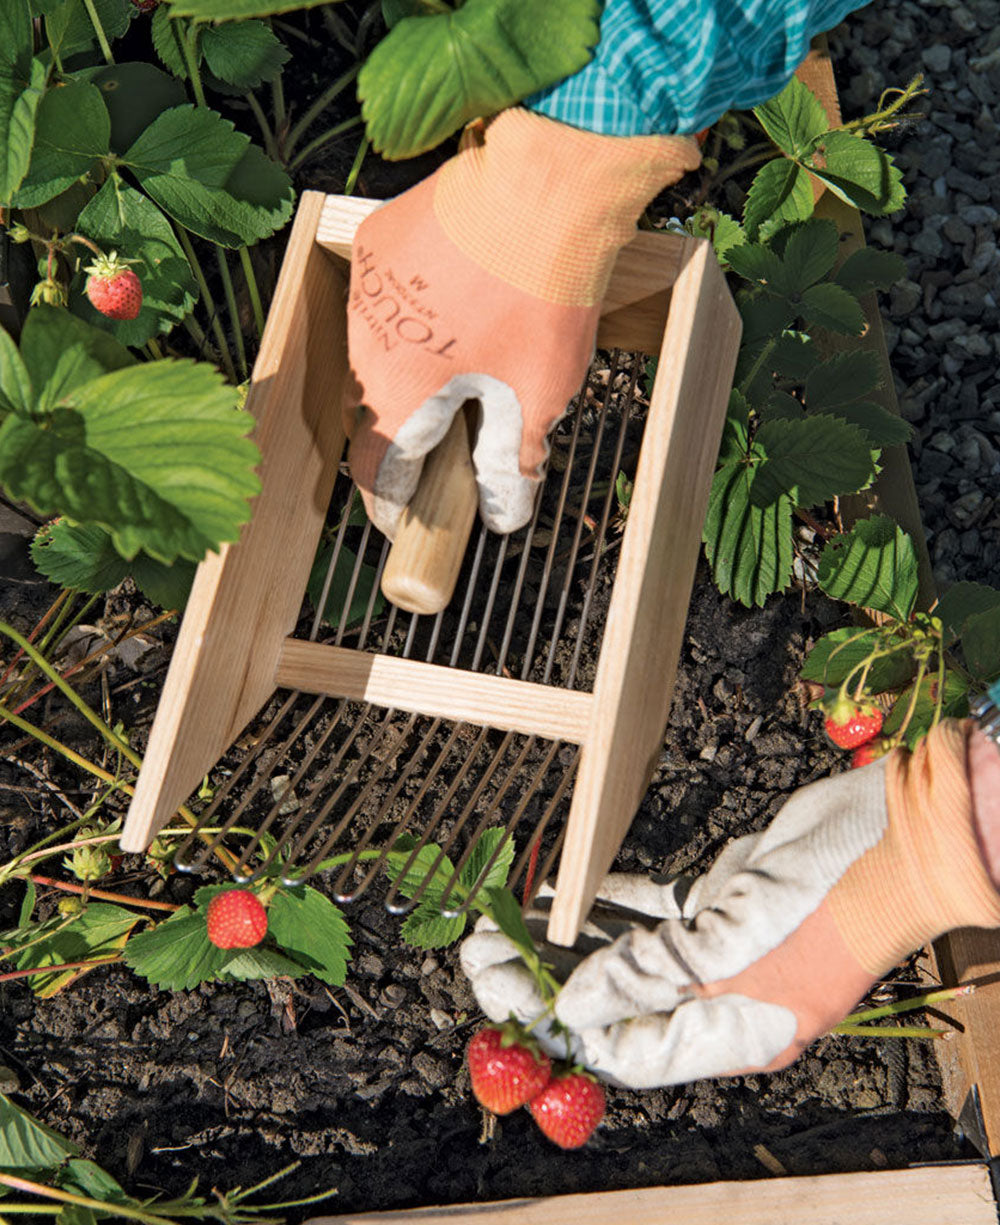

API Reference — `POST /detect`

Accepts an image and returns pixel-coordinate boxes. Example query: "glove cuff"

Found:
[828,719,1000,975]
[433,108,701,306]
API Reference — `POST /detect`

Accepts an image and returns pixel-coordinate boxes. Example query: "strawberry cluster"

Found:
[822,692,888,768]
[466,1021,605,1149]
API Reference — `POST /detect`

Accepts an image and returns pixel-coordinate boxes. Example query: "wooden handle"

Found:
[380,407,479,615]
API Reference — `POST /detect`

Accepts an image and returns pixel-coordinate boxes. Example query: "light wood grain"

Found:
[547,238,742,945]
[380,407,478,615]
[316,196,685,354]
[274,639,592,743]
[121,192,348,852]
[305,1164,997,1225]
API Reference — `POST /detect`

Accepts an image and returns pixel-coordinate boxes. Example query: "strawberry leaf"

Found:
[753,76,829,159]
[122,104,294,247]
[798,282,865,335]
[123,908,232,989]
[960,606,1000,683]
[164,0,331,17]
[800,626,915,692]
[9,79,110,209]
[400,904,466,950]
[0,328,32,419]
[935,582,1000,643]
[307,540,384,630]
[483,887,536,964]
[688,208,746,265]
[0,357,260,565]
[779,219,840,291]
[459,828,514,902]
[44,0,131,64]
[834,247,906,297]
[817,515,919,621]
[73,175,198,345]
[751,416,874,509]
[0,56,45,202]
[13,903,140,997]
[359,0,600,160]
[882,670,969,748]
[267,887,352,985]
[217,946,306,981]
[150,5,188,78]
[19,306,134,414]
[805,352,881,409]
[821,401,912,449]
[201,20,289,90]
[743,159,813,243]
[0,1092,79,1169]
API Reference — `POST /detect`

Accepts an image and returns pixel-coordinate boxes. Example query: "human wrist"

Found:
[433,108,700,306]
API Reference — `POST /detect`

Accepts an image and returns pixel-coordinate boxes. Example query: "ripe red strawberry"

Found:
[467,1024,552,1115]
[131,0,159,10]
[823,696,884,750]
[529,1071,605,1149]
[84,252,142,320]
[851,738,890,769]
[206,889,268,950]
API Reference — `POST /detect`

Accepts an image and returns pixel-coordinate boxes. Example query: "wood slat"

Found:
[547,238,742,945]
[316,196,684,355]
[306,1164,997,1225]
[121,192,349,852]
[274,639,593,743]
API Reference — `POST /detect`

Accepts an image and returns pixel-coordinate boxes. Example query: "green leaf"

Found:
[400,902,466,950]
[882,670,969,749]
[807,130,906,216]
[798,281,865,335]
[961,606,1000,682]
[307,541,384,629]
[0,359,260,564]
[267,887,352,985]
[45,0,131,62]
[13,903,139,996]
[151,5,189,78]
[77,61,187,153]
[385,836,457,907]
[779,219,840,291]
[483,887,535,963]
[0,0,33,79]
[0,328,33,418]
[0,1093,78,1170]
[935,582,1000,642]
[57,1205,98,1225]
[770,331,816,380]
[0,57,47,202]
[834,246,906,297]
[165,0,333,17]
[202,20,289,90]
[743,158,813,243]
[703,447,794,606]
[822,400,912,449]
[359,0,600,160]
[726,242,786,291]
[817,515,919,621]
[800,626,916,693]
[218,945,306,981]
[123,907,231,989]
[19,305,134,412]
[753,76,830,158]
[31,520,131,591]
[460,828,514,898]
[805,351,880,410]
[123,104,294,247]
[57,1158,131,1205]
[688,207,746,265]
[129,552,195,609]
[74,175,198,344]
[751,415,874,508]
[10,80,109,209]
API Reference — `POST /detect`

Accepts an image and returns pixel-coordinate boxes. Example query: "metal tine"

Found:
[446,525,489,666]
[439,737,564,918]
[536,352,623,687]
[524,825,568,911]
[382,724,494,913]
[308,486,361,642]
[507,748,580,896]
[567,359,640,687]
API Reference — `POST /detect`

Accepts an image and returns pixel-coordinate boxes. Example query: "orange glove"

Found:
[344,108,700,538]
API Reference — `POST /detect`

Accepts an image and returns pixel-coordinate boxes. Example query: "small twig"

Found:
[29,876,178,912]
[0,955,121,984]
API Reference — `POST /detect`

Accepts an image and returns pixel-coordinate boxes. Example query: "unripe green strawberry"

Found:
[205,889,268,949]
[529,1071,605,1149]
[467,1023,552,1115]
[84,252,142,320]
[63,829,112,882]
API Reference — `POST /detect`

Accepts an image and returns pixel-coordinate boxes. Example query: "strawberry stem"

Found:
[28,876,178,912]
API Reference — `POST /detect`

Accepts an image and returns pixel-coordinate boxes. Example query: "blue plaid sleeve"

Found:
[525,0,868,136]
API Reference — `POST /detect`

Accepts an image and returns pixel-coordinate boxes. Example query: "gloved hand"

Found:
[461,720,1000,1088]
[344,108,700,539]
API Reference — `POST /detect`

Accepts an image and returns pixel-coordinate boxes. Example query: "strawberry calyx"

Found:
[83,250,139,280]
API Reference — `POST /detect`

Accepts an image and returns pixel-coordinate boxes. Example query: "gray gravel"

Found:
[830,0,1000,590]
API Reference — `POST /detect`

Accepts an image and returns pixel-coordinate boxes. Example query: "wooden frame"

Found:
[305,1164,997,1225]
[120,190,742,948]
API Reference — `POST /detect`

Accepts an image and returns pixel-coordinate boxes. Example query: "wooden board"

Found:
[306,1163,997,1225]
[547,238,742,945]
[797,40,1000,1154]
[121,191,349,852]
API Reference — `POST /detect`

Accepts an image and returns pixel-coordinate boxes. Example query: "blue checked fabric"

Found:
[525,0,869,136]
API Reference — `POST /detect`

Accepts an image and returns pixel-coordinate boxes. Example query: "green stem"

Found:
[344,135,370,197]
[272,73,287,141]
[80,0,114,63]
[214,247,248,381]
[288,115,364,173]
[0,955,122,984]
[931,635,947,729]
[0,1174,181,1225]
[839,983,974,1025]
[238,246,266,339]
[245,91,279,161]
[892,655,929,747]
[147,337,164,359]
[181,313,216,364]
[177,229,238,384]
[284,65,359,158]
[29,875,178,912]
[833,1023,948,1039]
[182,23,207,108]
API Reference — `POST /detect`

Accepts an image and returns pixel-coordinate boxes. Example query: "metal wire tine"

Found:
[526,825,568,912]
[308,487,360,642]
[566,358,639,688]
[447,525,489,667]
[382,724,493,913]
[396,728,518,912]
[517,360,606,679]
[537,352,623,687]
[493,466,547,676]
[508,748,580,901]
[436,734,540,917]
[171,690,308,872]
[469,533,510,673]
[328,715,445,900]
[231,697,353,881]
